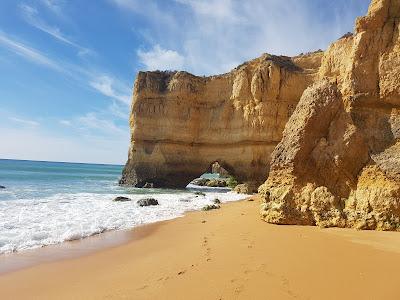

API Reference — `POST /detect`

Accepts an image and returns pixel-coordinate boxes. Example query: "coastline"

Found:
[1,196,400,299]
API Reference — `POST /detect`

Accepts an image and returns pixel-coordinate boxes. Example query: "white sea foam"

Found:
[0,190,248,254]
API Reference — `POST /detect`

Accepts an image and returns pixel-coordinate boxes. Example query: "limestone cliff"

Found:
[121,0,400,231]
[259,0,400,230]
[120,52,323,188]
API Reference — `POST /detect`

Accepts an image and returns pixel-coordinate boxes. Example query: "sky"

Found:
[0,0,370,164]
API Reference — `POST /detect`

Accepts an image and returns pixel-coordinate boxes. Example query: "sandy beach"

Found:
[0,197,400,299]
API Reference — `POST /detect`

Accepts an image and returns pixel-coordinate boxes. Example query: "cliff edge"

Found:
[259,0,400,230]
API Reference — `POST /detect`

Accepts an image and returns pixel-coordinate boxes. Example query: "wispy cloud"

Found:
[108,101,130,119]
[77,112,127,136]
[0,31,62,71]
[89,75,131,105]
[19,3,92,56]
[59,120,71,126]
[137,44,184,71]
[110,0,369,75]
[0,32,130,109]
[9,117,40,127]
[40,0,65,16]
[176,0,240,23]
[108,0,178,34]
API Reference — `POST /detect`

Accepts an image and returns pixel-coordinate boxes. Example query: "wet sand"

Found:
[1,197,400,299]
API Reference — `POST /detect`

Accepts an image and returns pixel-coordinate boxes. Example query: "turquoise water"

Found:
[0,159,124,201]
[0,159,247,254]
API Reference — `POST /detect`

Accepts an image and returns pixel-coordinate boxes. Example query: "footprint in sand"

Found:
[280,276,299,298]
[136,285,148,290]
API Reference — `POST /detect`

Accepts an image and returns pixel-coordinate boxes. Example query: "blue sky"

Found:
[0,0,370,164]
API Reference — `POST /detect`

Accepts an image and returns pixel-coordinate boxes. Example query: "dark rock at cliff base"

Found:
[137,198,159,207]
[113,196,131,202]
[143,182,154,188]
[190,178,210,186]
[205,179,227,187]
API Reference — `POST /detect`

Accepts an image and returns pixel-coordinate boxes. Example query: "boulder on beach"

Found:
[234,183,258,194]
[137,198,159,207]
[202,204,220,211]
[213,198,221,204]
[113,196,131,202]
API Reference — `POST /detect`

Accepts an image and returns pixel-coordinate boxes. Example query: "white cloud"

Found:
[0,33,131,108]
[77,112,127,136]
[108,101,130,119]
[109,0,369,75]
[89,75,131,105]
[109,0,139,11]
[9,117,40,127]
[40,0,65,16]
[176,0,239,22]
[0,31,62,72]
[137,44,184,71]
[59,120,71,126]
[19,3,92,56]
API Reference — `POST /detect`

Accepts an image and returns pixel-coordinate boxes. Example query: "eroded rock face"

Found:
[120,53,322,188]
[259,0,400,230]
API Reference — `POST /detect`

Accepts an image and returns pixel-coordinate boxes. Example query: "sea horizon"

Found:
[0,158,124,167]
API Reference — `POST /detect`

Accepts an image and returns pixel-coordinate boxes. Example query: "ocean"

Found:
[0,159,248,254]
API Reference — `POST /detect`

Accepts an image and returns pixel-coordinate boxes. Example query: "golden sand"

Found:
[1,197,400,299]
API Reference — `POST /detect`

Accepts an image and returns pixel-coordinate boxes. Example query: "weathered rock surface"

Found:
[113,196,131,202]
[190,178,210,186]
[234,182,258,194]
[120,52,323,188]
[202,204,220,211]
[210,162,230,177]
[205,179,227,188]
[259,0,400,230]
[137,198,159,207]
[121,0,399,231]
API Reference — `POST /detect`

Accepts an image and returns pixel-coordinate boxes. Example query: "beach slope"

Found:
[1,198,400,299]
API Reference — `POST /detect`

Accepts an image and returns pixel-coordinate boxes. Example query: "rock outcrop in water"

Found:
[259,0,400,230]
[120,52,323,188]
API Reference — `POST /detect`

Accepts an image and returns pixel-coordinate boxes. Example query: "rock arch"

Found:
[120,52,323,188]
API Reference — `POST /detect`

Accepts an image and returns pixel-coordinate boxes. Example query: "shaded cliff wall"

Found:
[120,53,323,188]
[259,0,400,230]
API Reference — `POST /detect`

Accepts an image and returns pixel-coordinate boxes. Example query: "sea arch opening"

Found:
[186,161,237,191]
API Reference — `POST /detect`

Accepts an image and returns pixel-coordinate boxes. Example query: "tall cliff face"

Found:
[259,0,400,230]
[120,52,323,188]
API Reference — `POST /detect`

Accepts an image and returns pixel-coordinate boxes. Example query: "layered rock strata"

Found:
[259,0,400,230]
[120,52,323,188]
